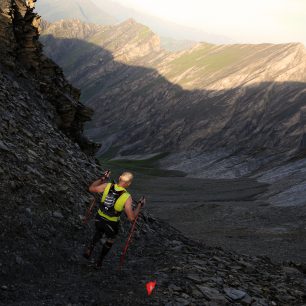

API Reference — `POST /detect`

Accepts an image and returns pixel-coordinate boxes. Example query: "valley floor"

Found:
[124,169,306,264]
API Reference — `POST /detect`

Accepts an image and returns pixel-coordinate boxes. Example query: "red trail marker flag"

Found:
[146,281,156,296]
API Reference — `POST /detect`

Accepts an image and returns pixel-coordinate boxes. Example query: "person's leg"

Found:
[96,239,115,267]
[92,224,103,245]
[83,218,104,259]
[96,221,119,267]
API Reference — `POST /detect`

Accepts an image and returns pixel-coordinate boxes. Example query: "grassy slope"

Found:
[99,152,186,177]
[165,44,255,79]
[163,43,288,87]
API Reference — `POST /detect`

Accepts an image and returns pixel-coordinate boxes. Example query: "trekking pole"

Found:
[82,170,111,225]
[119,196,146,270]
[83,196,96,225]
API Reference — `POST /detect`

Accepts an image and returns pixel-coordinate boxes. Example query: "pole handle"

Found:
[83,171,111,225]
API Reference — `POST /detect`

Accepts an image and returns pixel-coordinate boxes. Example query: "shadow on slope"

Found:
[41,35,306,166]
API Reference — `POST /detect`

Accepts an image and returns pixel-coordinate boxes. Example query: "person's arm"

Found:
[124,197,143,222]
[89,179,108,193]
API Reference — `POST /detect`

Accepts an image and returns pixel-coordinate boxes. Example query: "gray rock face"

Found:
[0,1,98,154]
[0,0,101,298]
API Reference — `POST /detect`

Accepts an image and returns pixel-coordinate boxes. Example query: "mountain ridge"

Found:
[35,0,116,25]
[40,20,306,167]
[36,0,234,44]
[92,0,234,43]
[40,19,306,88]
[40,19,306,208]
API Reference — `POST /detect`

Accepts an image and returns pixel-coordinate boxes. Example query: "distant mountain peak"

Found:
[119,18,152,33]
[41,18,104,39]
[35,0,117,25]
[41,18,162,62]
[122,18,137,25]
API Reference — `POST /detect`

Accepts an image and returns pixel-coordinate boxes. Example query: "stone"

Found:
[15,255,24,265]
[240,294,253,305]
[53,211,64,219]
[196,285,227,302]
[175,297,190,306]
[186,274,202,283]
[12,81,20,88]
[251,298,269,306]
[25,207,32,217]
[168,284,182,292]
[0,140,9,151]
[171,245,184,252]
[283,266,302,275]
[224,287,246,300]
[209,277,223,286]
[191,288,203,298]
[191,259,207,265]
[181,293,190,299]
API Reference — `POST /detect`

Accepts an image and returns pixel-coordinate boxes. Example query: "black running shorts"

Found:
[94,213,119,239]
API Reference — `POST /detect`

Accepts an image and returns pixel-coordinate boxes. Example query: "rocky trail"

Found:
[2,211,306,306]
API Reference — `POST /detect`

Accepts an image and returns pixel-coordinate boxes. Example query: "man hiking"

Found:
[83,171,144,268]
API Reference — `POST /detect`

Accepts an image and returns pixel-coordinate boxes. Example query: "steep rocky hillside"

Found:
[1,2,306,305]
[0,0,99,271]
[41,20,306,175]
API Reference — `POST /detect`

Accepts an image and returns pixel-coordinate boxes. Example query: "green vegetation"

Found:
[201,48,249,71]
[99,152,186,177]
[170,44,213,73]
[167,44,251,78]
[160,37,197,52]
[98,146,122,161]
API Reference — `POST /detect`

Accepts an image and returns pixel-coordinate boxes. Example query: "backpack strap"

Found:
[101,183,112,203]
[114,192,130,212]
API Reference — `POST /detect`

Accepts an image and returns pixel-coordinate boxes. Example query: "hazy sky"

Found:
[108,0,306,45]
